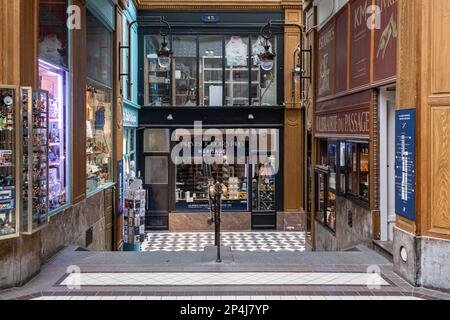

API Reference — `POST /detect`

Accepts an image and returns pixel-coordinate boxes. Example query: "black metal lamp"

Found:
[258,21,277,71]
[157,19,173,69]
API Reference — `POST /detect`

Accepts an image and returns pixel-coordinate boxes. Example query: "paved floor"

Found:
[0,237,449,301]
[142,232,306,252]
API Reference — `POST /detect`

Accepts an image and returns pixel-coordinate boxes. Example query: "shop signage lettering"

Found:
[316,109,370,136]
[123,108,138,127]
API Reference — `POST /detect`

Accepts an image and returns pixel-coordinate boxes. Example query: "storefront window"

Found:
[328,142,337,191]
[143,34,280,107]
[39,62,68,212]
[225,36,249,106]
[173,36,198,106]
[251,36,277,106]
[200,36,223,106]
[144,35,171,106]
[175,134,249,212]
[339,141,346,194]
[347,142,358,196]
[86,84,113,193]
[39,0,69,69]
[359,145,370,201]
[252,156,276,212]
[87,11,113,87]
[123,128,136,180]
[315,167,336,233]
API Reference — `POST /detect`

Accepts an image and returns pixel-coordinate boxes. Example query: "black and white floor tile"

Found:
[141,232,306,252]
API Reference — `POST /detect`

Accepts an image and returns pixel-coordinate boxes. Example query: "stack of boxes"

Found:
[123,189,146,251]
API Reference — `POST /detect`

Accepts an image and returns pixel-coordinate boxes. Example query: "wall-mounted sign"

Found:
[202,14,220,23]
[315,108,370,137]
[123,106,139,127]
[395,109,416,221]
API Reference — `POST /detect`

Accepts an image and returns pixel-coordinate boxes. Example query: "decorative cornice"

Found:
[135,0,302,11]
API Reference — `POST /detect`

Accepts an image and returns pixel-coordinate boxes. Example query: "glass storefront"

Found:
[86,8,114,194]
[86,83,113,193]
[143,34,279,107]
[39,62,69,212]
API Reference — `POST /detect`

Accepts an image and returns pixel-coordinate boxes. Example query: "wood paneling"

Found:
[430,108,450,235]
[397,0,450,240]
[114,5,124,250]
[283,7,304,213]
[0,0,38,87]
[71,0,87,204]
[284,109,304,212]
[430,0,450,95]
[397,0,420,110]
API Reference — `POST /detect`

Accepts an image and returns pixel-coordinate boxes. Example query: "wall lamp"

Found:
[259,19,312,104]
[119,16,173,93]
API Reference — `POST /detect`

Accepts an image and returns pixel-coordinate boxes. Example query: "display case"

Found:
[22,87,50,234]
[0,85,20,239]
[39,61,68,212]
[86,83,113,193]
[315,165,336,233]
[252,159,276,212]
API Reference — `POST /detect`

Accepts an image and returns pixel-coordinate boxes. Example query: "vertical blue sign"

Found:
[118,160,124,216]
[395,109,416,221]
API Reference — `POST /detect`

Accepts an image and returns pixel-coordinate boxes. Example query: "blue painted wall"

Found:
[86,0,116,31]
[122,1,139,110]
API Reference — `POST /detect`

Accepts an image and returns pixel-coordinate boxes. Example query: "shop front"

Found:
[311,0,398,251]
[137,11,286,231]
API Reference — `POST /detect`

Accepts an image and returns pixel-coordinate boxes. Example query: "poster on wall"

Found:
[395,109,416,221]
[349,0,372,89]
[373,0,398,82]
[317,20,335,98]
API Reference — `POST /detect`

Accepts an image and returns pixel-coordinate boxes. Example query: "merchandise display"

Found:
[252,159,276,212]
[86,84,113,193]
[22,88,49,233]
[145,35,171,106]
[123,180,146,251]
[175,162,248,212]
[0,86,18,238]
[39,61,68,211]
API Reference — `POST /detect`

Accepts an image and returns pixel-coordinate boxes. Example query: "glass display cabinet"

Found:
[22,87,50,234]
[39,61,69,212]
[0,85,20,239]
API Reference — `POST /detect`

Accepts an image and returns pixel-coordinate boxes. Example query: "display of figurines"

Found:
[0,89,14,132]
[0,212,14,236]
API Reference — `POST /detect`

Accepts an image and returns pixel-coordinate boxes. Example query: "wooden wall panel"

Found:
[396,0,420,110]
[430,108,450,235]
[398,0,450,240]
[71,0,87,204]
[430,0,450,95]
[283,8,304,213]
[20,0,39,87]
[0,0,38,87]
[114,5,124,250]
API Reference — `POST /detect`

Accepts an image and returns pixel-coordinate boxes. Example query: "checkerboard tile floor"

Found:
[141,232,306,252]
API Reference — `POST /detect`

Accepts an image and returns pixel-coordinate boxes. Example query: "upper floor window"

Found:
[143,34,279,107]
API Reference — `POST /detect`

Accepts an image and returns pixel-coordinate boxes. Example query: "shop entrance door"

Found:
[141,129,171,230]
